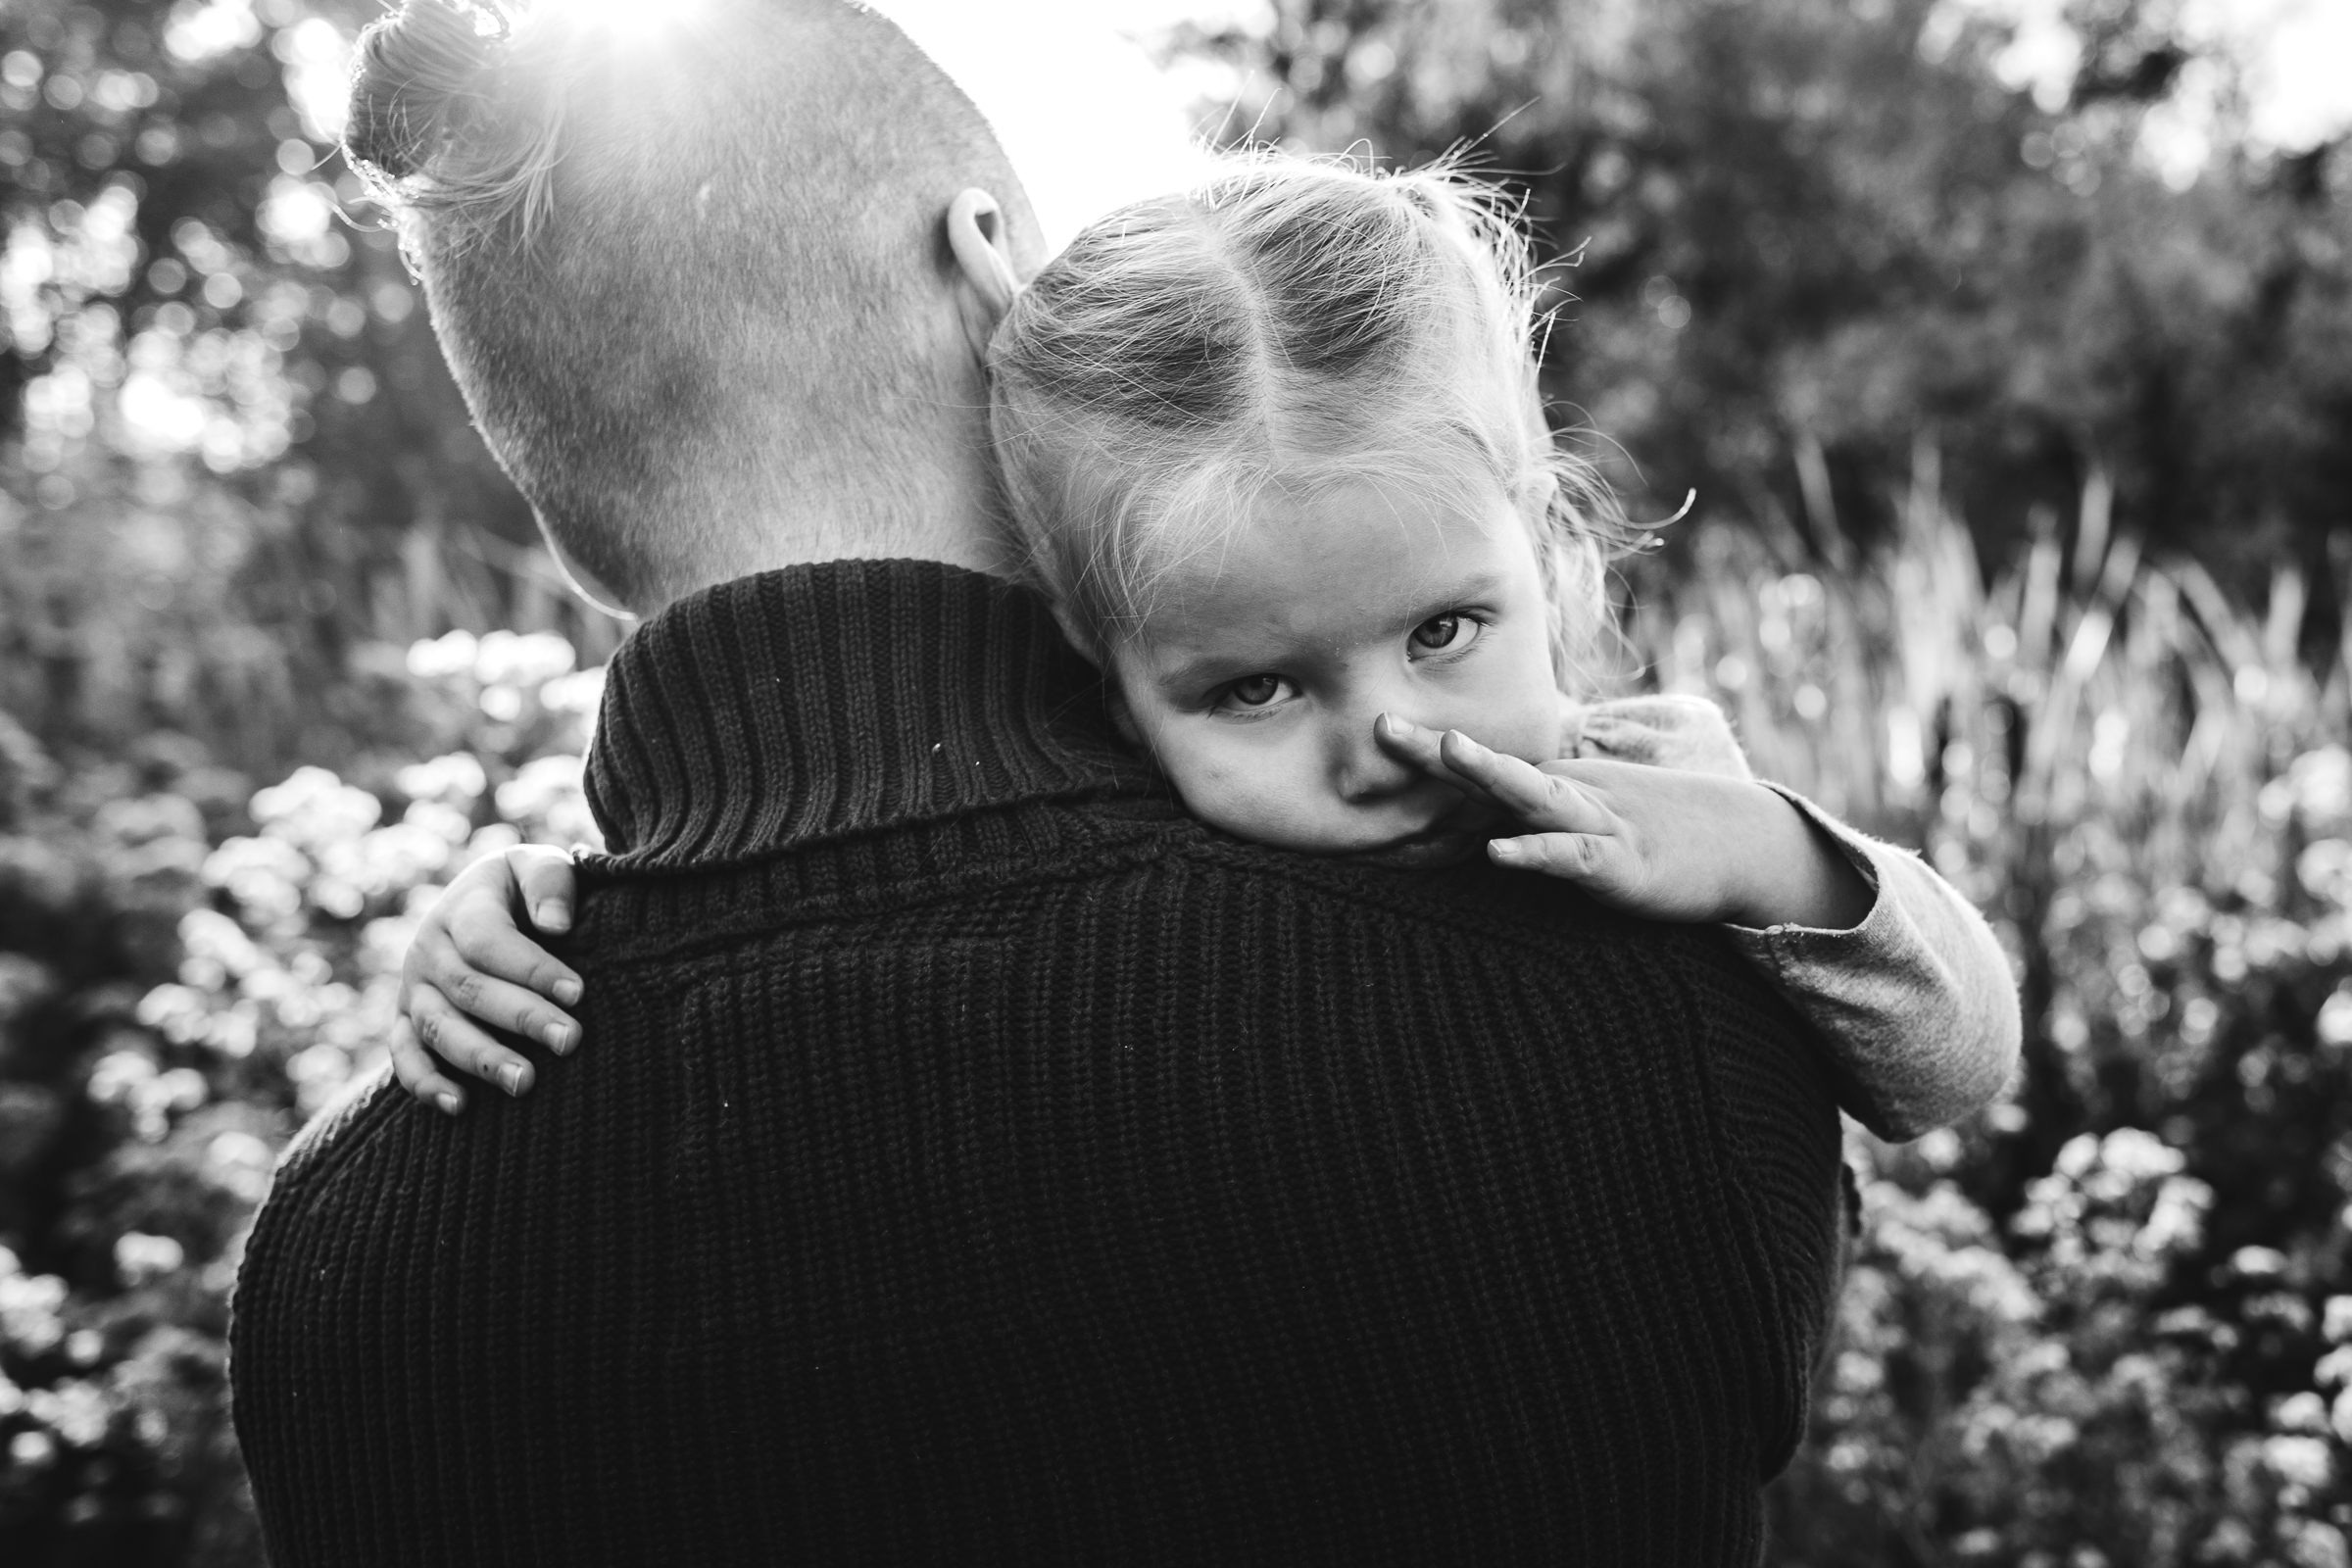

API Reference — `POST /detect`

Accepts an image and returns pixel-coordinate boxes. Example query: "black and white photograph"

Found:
[3,0,2350,1561]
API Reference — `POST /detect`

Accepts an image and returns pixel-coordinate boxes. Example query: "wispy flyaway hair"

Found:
[988,153,1622,686]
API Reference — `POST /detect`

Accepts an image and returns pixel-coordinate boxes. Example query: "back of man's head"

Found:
[345,0,1045,612]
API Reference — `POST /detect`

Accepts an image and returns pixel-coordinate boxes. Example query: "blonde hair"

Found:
[988,154,1622,687]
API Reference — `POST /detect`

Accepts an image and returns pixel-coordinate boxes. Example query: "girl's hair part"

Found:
[988,150,1634,691]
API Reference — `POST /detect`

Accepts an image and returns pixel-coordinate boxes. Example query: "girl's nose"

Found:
[1328,704,1425,804]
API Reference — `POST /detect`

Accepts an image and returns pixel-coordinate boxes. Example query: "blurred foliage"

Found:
[10,0,2352,1563]
[0,628,599,1564]
[1165,12,2352,1545]
[1639,449,2352,1563]
[1,0,618,775]
[1175,0,2352,610]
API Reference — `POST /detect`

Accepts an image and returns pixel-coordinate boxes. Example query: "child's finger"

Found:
[1488,832,1614,881]
[505,844,580,938]
[407,987,537,1098]
[418,944,581,1056]
[1372,713,1497,802]
[389,1015,469,1117]
[446,902,584,1009]
[1437,730,1605,830]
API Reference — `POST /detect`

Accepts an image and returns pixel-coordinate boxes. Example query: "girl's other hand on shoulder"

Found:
[392,844,585,1115]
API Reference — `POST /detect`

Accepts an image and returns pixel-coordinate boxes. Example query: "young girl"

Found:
[390,156,2018,1140]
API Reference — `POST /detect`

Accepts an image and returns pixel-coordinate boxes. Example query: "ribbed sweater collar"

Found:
[583,560,1137,870]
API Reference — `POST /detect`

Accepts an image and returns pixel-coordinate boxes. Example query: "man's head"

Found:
[345,0,1046,614]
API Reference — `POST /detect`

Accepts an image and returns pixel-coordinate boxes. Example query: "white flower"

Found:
[471,629,575,689]
[2054,1132,2101,1179]
[495,754,586,826]
[114,1231,185,1286]
[540,666,607,717]
[406,629,479,681]
[26,1378,109,1447]
[86,1049,158,1104]
[2283,1520,2351,1568]
[2276,1391,2330,1432]
[178,906,267,980]
[395,753,488,808]
[2265,1433,2334,1490]
[2332,1385,2352,1442]
[2098,1127,2185,1182]
[2233,1245,2289,1279]
[2134,1177,2213,1260]
[2327,1296,2352,1344]
[0,1268,67,1356]
[251,766,382,855]
[2323,989,2352,1049]
[2292,746,2352,822]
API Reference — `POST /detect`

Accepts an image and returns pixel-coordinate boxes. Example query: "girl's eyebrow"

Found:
[1152,647,1285,696]
[1148,568,1517,694]
[1385,571,1509,636]
[1407,570,1506,616]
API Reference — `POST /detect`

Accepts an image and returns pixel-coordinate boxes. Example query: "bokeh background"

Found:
[4,0,2352,1561]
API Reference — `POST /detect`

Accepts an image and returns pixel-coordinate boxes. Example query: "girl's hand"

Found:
[392,845,585,1115]
[1374,715,1873,931]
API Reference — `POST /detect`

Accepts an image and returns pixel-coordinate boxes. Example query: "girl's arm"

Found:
[396,704,2023,1141]
[1716,791,2020,1142]
[1379,703,2021,1144]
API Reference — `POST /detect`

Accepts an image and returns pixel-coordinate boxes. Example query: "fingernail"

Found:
[545,1021,578,1054]
[535,903,570,932]
[554,978,582,1006]
[501,1064,528,1097]
[436,1091,464,1116]
[1491,840,1524,863]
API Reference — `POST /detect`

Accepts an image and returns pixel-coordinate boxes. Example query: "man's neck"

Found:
[638,493,1014,617]
[583,560,1137,868]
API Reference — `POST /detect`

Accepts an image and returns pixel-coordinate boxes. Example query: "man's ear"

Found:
[948,187,1022,353]
[543,526,642,621]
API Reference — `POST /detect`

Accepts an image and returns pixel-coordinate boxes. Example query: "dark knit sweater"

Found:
[232,561,1847,1566]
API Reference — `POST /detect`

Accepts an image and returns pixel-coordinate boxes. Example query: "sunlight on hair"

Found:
[536,0,713,44]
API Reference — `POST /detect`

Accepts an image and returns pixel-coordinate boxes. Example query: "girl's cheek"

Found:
[1172,740,1319,844]
[1159,736,1250,826]
[1442,673,1563,764]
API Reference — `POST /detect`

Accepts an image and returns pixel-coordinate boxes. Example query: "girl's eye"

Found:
[1223,673,1288,709]
[1409,613,1469,653]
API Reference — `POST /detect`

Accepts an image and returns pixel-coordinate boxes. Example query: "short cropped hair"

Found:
[987,155,1624,687]
[345,0,1043,609]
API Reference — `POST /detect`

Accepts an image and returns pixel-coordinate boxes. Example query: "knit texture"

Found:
[232,561,1848,1566]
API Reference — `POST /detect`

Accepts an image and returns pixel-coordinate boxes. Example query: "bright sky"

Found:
[1966,0,2352,183]
[865,0,1256,249]
[282,0,2352,231]
[886,0,2352,224]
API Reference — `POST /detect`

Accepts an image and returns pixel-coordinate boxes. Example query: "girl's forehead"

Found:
[1136,475,1540,643]
[1215,471,1525,573]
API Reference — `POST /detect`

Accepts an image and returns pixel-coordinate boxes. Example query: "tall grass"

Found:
[1642,443,2352,1561]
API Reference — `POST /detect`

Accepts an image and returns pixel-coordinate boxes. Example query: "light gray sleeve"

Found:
[1570,696,2024,1141]
[1724,785,2022,1142]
